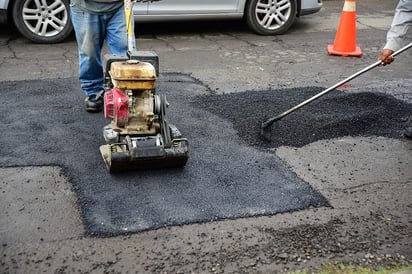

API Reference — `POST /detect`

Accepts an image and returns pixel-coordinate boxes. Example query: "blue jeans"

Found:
[70,5,128,97]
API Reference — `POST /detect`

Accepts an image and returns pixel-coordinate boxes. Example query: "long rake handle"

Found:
[261,42,412,130]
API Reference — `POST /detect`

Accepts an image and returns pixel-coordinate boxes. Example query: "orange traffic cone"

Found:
[328,0,362,57]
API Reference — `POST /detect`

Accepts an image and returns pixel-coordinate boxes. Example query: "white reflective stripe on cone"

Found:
[343,1,356,12]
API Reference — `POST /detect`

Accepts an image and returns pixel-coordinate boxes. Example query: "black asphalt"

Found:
[194,86,412,148]
[5,73,411,236]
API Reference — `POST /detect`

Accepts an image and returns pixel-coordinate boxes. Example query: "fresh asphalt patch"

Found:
[2,73,409,236]
[194,87,412,148]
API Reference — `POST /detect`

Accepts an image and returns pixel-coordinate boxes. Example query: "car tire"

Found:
[245,0,297,35]
[12,0,73,43]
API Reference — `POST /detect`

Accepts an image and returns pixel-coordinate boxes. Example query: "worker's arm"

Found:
[379,0,412,65]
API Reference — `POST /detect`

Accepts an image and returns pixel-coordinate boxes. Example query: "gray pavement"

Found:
[1,0,412,273]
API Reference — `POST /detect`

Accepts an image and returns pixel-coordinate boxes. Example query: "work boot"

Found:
[85,92,104,113]
[404,127,412,139]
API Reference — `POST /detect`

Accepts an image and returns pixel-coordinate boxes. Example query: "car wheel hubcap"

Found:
[255,0,292,30]
[22,0,68,37]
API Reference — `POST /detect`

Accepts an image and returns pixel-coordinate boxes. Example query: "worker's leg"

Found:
[70,5,105,98]
[106,6,128,54]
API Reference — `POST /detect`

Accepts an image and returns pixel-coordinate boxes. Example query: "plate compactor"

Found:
[99,51,189,172]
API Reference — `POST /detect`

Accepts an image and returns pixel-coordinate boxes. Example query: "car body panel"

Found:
[0,0,322,42]
[136,0,246,22]
[147,0,243,14]
[300,0,322,15]
[0,0,7,9]
[0,0,8,24]
[134,1,148,15]
[134,0,322,23]
[301,0,321,10]
[1,0,322,24]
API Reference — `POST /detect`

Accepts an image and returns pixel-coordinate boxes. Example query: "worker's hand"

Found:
[378,48,395,66]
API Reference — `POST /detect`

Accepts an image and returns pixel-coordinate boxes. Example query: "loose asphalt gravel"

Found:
[193,86,412,149]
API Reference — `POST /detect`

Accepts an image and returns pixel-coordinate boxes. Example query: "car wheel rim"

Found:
[22,0,68,37]
[255,0,292,31]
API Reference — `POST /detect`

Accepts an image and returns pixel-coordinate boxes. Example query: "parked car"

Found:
[0,0,322,44]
